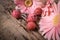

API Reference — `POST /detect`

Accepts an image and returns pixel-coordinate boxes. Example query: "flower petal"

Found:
[57,1,60,13]
[14,0,24,5]
[44,27,54,40]
[56,29,60,40]
[52,3,58,14]
[52,29,55,40]
[42,26,53,35]
[47,27,55,40]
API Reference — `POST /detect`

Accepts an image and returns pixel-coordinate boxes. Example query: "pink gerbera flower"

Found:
[39,0,60,40]
[14,0,43,14]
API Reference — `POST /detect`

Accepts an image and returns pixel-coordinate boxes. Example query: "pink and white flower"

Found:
[39,0,60,40]
[14,0,43,14]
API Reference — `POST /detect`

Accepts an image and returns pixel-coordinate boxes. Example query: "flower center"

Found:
[24,0,33,7]
[53,14,60,26]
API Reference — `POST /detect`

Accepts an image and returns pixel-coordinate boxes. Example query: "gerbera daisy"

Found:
[39,0,60,40]
[14,0,43,14]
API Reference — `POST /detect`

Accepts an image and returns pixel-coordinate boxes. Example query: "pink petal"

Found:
[52,29,55,40]
[15,5,27,13]
[14,0,24,5]
[50,0,54,3]
[44,27,54,40]
[40,24,52,31]
[42,26,53,35]
[56,26,60,35]
[39,20,53,31]
[40,26,49,32]
[44,31,49,39]
[48,28,55,40]
[57,1,60,13]
[56,29,60,40]
[52,3,58,14]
